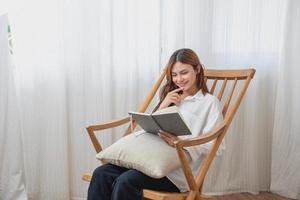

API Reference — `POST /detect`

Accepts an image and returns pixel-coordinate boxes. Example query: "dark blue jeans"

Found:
[87,164,179,200]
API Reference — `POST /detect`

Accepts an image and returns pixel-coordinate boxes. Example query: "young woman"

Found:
[87,48,224,200]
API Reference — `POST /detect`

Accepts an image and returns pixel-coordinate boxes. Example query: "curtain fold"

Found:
[270,0,300,199]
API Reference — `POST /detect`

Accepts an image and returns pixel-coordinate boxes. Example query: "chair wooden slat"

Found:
[217,78,227,100]
[204,69,255,80]
[222,78,237,116]
[210,79,218,94]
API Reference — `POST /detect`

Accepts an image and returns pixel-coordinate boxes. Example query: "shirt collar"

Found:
[184,90,204,101]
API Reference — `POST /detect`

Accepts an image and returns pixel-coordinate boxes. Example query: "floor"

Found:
[214,192,291,200]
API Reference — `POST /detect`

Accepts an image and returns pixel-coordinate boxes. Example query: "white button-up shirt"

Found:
[167,90,224,192]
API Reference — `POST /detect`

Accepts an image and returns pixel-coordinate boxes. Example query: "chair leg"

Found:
[186,191,215,200]
[186,190,198,200]
[199,194,215,200]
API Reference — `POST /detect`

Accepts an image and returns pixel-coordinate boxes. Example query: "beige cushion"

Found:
[96,131,190,178]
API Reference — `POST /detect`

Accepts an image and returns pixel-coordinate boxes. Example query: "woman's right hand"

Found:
[158,88,183,110]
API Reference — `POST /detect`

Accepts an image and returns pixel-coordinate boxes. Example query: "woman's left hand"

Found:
[158,130,179,147]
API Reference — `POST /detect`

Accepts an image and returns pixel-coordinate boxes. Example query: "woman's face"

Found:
[171,61,199,94]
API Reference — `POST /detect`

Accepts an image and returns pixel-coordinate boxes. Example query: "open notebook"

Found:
[129,106,192,136]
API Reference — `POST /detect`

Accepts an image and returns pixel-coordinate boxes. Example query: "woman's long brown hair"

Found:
[153,48,208,112]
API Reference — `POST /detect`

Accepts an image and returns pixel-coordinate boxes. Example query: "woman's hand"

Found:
[158,88,183,110]
[158,130,179,147]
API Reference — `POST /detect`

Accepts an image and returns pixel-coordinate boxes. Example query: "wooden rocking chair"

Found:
[82,68,256,200]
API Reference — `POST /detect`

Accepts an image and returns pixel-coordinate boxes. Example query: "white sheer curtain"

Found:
[160,1,299,198]
[5,0,160,199]
[0,14,27,200]
[2,0,300,199]
[271,1,300,199]
[174,0,286,195]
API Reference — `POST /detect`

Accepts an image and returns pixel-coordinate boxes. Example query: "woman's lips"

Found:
[177,83,186,88]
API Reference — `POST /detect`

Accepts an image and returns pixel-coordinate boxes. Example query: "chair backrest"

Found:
[195,68,255,192]
[124,68,255,137]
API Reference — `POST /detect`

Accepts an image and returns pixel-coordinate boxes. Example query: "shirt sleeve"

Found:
[184,99,224,162]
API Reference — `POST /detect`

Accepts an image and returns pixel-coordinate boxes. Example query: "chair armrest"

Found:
[171,122,226,191]
[86,116,131,132]
[174,122,226,148]
[86,116,131,153]
[82,173,92,182]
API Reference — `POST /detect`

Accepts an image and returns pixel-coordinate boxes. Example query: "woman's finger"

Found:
[169,92,180,98]
[159,134,171,145]
[170,87,183,94]
[159,130,178,140]
[169,97,179,103]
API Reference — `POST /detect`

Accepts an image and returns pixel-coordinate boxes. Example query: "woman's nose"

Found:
[177,75,183,82]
